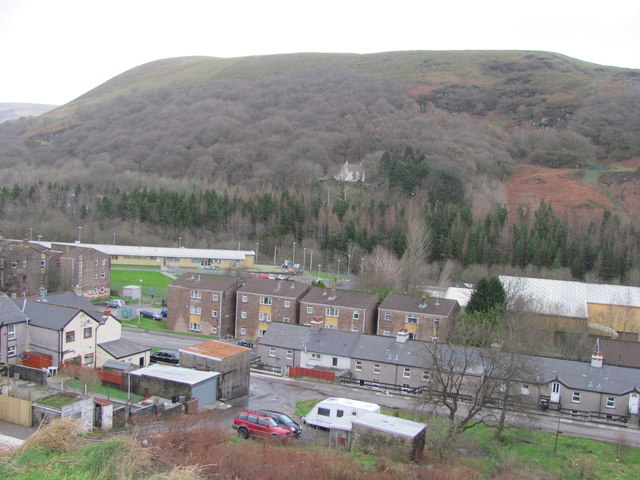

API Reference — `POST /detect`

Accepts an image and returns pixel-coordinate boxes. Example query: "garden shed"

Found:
[349,412,427,462]
[32,392,94,432]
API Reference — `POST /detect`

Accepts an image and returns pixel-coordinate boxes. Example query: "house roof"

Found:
[301,287,378,309]
[32,294,111,324]
[260,323,640,395]
[238,278,310,298]
[170,273,239,291]
[352,412,427,437]
[99,338,150,359]
[129,364,219,385]
[16,301,99,331]
[180,340,250,360]
[444,287,473,308]
[379,293,459,317]
[32,241,254,261]
[0,293,29,325]
[500,275,640,319]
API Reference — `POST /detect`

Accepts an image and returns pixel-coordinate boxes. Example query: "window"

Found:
[406,315,419,324]
[190,290,202,299]
[332,357,338,367]
[101,272,106,278]
[65,330,75,342]
[7,346,16,358]
[78,274,83,284]
[286,350,293,360]
[325,307,339,317]
[572,391,581,403]
[259,312,272,322]
[84,353,94,365]
[188,322,201,332]
[336,409,344,418]
[11,261,17,268]
[212,293,219,301]
[325,324,337,330]
[606,397,615,408]
[422,371,430,382]
[212,310,218,318]
[306,306,313,314]
[95,260,99,266]
[190,305,201,315]
[403,367,411,378]
[355,361,362,371]
[241,311,247,319]
[284,300,291,308]
[383,330,390,336]
[83,327,92,339]
[269,347,276,357]
[94,273,98,280]
[318,407,330,417]
[283,316,290,323]
[241,295,248,303]
[41,259,46,268]
[310,353,321,360]
[373,363,380,375]
[78,261,82,270]
[260,296,272,305]
[7,324,16,341]
[212,326,218,335]
[521,384,530,396]
[102,259,107,266]
[384,312,391,321]
[240,327,247,335]
[22,260,27,268]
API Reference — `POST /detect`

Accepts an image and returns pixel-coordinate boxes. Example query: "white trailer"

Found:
[301,397,381,431]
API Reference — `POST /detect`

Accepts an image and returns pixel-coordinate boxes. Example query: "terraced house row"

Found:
[166,274,460,343]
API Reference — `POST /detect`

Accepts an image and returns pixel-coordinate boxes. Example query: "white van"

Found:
[301,397,381,431]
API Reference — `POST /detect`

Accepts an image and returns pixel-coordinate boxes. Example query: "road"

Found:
[122,329,640,447]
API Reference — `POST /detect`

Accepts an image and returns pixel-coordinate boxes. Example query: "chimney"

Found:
[310,316,324,332]
[103,305,111,317]
[418,290,427,309]
[396,329,410,343]
[591,338,603,368]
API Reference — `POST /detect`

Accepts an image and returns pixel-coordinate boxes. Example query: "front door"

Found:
[550,382,561,403]
[629,392,639,414]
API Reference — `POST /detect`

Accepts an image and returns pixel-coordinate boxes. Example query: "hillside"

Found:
[0,103,56,123]
[0,51,639,283]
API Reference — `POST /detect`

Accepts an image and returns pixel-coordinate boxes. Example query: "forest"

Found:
[1,51,640,285]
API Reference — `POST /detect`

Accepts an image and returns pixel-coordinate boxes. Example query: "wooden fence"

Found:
[289,367,335,382]
[0,395,32,427]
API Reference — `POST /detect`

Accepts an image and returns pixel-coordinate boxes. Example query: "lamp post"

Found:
[309,251,313,273]
[77,226,82,243]
[317,264,321,278]
[303,248,307,271]
[337,259,340,280]
[178,237,182,248]
[138,279,143,328]
[360,257,364,274]
[255,242,259,264]
[347,254,351,277]
[113,232,116,245]
[273,245,277,266]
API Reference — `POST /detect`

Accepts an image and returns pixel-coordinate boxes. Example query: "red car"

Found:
[232,411,292,439]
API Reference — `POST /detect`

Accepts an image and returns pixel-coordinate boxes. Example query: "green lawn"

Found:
[109,270,174,300]
[66,379,144,403]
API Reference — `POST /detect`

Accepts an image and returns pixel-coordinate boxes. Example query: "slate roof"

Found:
[16,300,98,331]
[170,273,238,291]
[238,278,310,298]
[379,293,459,317]
[0,293,29,324]
[180,339,250,360]
[301,286,378,309]
[260,323,640,395]
[599,339,640,369]
[99,338,150,359]
[32,294,110,324]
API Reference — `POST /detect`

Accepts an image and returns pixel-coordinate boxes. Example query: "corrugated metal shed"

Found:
[129,364,219,385]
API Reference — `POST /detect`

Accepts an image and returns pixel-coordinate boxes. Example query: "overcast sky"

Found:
[1,0,639,105]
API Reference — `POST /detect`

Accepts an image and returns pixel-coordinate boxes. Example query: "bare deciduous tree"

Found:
[401,216,431,294]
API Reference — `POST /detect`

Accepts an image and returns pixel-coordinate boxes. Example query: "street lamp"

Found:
[138,279,143,327]
[255,242,259,264]
[303,248,307,271]
[360,257,364,274]
[317,264,321,278]
[113,232,116,245]
[77,226,82,243]
[292,242,296,266]
[347,254,351,277]
[178,237,182,248]
[337,259,340,280]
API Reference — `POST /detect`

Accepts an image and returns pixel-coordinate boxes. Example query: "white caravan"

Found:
[301,397,381,431]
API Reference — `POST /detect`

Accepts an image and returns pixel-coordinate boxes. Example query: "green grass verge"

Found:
[110,270,174,299]
[66,379,144,403]
[112,264,161,270]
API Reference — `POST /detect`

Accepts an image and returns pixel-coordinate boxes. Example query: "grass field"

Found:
[66,379,144,403]
[109,270,174,300]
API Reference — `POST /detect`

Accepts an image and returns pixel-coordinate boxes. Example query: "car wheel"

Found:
[238,427,249,439]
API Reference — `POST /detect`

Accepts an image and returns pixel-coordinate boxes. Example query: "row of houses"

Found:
[166,275,460,344]
[257,322,640,423]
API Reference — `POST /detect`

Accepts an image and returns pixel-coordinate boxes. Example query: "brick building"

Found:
[53,244,111,299]
[377,292,459,342]
[235,278,311,341]
[299,286,378,334]
[167,274,240,338]
[0,240,51,298]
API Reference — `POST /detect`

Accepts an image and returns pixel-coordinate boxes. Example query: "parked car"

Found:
[232,411,292,439]
[238,339,253,348]
[257,410,302,436]
[105,299,126,308]
[140,309,163,320]
[161,308,168,317]
[150,349,179,364]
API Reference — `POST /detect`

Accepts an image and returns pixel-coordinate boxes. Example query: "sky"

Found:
[1,0,639,105]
